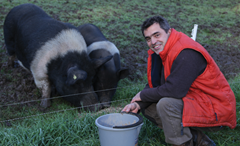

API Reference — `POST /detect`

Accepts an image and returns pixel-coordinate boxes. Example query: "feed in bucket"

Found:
[95,112,143,146]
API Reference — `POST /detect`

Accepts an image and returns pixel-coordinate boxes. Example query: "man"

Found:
[122,16,236,146]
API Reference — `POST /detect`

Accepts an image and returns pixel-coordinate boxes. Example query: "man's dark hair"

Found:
[141,16,171,36]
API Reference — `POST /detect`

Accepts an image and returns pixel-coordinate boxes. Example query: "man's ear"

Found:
[168,28,171,35]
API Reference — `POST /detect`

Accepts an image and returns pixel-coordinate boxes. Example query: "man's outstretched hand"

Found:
[122,102,140,113]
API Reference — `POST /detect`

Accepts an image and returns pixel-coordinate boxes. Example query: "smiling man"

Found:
[122,16,236,146]
[144,22,171,54]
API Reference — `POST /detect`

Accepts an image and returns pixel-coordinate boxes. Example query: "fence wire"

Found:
[0,84,143,108]
[0,84,144,123]
[1,78,239,108]
[0,78,239,124]
[0,98,130,123]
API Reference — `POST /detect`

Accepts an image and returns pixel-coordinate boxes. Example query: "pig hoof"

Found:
[14,61,19,68]
[40,99,51,108]
[7,56,15,67]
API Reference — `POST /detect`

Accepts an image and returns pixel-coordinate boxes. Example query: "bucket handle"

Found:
[113,112,143,129]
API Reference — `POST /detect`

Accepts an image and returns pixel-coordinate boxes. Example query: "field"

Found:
[0,0,240,145]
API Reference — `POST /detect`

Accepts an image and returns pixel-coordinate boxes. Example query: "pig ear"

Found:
[92,55,113,69]
[117,68,130,79]
[66,66,87,85]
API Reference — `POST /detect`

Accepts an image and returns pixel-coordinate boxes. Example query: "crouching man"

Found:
[122,16,236,146]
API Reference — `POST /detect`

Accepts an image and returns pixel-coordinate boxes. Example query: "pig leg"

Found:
[40,82,51,108]
[7,54,16,67]
[35,79,51,108]
[7,55,26,69]
[4,32,17,68]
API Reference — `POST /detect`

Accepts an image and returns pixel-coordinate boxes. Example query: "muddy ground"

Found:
[0,20,240,123]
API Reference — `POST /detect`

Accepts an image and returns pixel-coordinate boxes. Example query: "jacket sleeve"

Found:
[136,84,152,109]
[140,49,207,102]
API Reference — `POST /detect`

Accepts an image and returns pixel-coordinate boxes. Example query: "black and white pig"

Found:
[77,24,129,108]
[3,4,112,111]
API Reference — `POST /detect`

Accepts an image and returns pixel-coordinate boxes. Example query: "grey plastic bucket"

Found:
[95,112,143,146]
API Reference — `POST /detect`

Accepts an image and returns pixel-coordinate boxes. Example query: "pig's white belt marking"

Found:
[87,41,119,55]
[30,29,87,89]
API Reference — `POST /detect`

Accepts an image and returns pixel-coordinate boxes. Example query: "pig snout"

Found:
[77,86,103,112]
[98,90,116,108]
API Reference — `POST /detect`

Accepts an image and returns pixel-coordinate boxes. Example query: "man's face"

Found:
[144,23,171,54]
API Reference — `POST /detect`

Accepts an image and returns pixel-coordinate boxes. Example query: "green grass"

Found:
[1,0,239,48]
[0,76,239,145]
[229,76,240,104]
[0,111,100,145]
[0,0,240,145]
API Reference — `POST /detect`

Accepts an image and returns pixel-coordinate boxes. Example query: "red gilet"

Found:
[147,28,236,129]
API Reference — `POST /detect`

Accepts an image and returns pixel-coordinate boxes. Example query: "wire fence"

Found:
[0,85,136,108]
[0,76,239,124]
[0,98,131,123]
[0,84,142,123]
